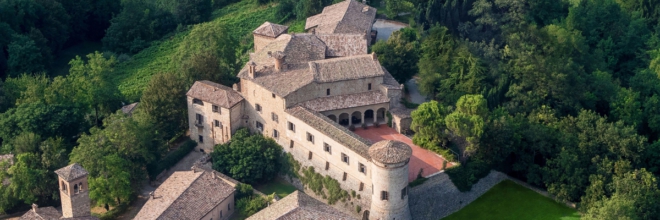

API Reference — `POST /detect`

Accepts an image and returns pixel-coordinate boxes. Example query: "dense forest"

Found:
[1,0,659,219]
[370,0,660,219]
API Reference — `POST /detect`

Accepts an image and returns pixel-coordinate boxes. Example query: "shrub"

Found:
[445,159,491,192]
[351,190,356,198]
[147,139,197,180]
[361,123,368,129]
[356,205,362,213]
[236,196,267,216]
[235,183,254,200]
[387,112,393,127]
[299,166,348,205]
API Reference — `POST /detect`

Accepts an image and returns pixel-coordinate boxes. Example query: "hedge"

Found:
[148,139,197,180]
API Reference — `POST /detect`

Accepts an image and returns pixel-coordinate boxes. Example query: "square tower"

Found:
[54,163,91,218]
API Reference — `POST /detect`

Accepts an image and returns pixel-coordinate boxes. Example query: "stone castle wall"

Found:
[188,97,241,152]
[285,77,384,107]
[370,161,410,220]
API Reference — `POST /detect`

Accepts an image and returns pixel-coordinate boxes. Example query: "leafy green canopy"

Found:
[211,128,282,184]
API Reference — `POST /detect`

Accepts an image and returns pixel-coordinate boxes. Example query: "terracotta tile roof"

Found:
[381,67,402,89]
[305,0,376,35]
[135,170,236,220]
[300,91,389,112]
[309,54,385,83]
[186,81,244,109]
[389,107,413,119]
[247,191,356,220]
[369,140,412,164]
[20,206,62,220]
[315,34,368,57]
[54,163,88,181]
[250,34,327,65]
[286,106,371,159]
[121,102,139,115]
[253,22,289,38]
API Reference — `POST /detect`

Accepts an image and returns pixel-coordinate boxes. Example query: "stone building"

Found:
[134,169,236,220]
[247,191,356,220]
[186,1,414,219]
[20,163,98,220]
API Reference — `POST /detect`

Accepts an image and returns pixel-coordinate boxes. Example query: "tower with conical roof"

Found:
[368,140,412,220]
[54,163,91,218]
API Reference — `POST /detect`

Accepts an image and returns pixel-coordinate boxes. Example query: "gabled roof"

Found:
[250,34,327,65]
[253,22,289,38]
[286,106,371,159]
[315,34,368,57]
[20,206,62,220]
[121,102,139,115]
[309,54,385,83]
[54,163,88,182]
[247,191,356,220]
[299,91,389,112]
[305,0,376,35]
[186,81,244,109]
[134,170,236,220]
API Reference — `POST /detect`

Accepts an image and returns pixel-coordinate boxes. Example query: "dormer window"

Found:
[212,105,220,113]
[193,98,204,105]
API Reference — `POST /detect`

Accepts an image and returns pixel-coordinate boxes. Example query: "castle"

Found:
[186,1,414,219]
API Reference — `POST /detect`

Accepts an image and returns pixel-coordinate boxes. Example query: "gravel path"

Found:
[409,170,508,220]
[372,19,408,42]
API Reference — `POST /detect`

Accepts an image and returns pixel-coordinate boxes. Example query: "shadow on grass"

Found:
[443,180,581,220]
[254,177,296,199]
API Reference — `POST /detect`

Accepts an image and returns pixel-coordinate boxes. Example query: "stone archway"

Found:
[362,210,370,220]
[376,108,387,124]
[327,114,337,123]
[364,109,375,125]
[351,111,362,125]
[339,113,350,126]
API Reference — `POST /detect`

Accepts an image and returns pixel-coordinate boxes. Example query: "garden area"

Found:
[254,178,297,199]
[443,180,580,220]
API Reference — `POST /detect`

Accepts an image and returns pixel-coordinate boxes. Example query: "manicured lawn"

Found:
[443,180,581,220]
[254,178,297,199]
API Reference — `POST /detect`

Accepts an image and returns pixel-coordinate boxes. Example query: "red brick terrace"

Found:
[353,126,453,182]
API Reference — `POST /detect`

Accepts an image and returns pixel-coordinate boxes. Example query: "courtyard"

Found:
[353,126,452,182]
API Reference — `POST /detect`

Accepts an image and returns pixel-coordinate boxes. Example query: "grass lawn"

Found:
[254,178,297,199]
[443,180,581,220]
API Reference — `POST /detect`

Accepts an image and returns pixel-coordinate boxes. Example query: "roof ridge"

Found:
[153,171,203,219]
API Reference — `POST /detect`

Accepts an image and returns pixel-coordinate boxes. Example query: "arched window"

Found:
[62,181,67,193]
[74,184,79,194]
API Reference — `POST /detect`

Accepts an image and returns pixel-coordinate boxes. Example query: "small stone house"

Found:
[134,169,236,220]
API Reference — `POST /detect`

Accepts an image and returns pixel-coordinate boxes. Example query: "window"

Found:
[193,98,204,105]
[220,210,223,218]
[288,122,296,132]
[290,140,294,148]
[256,121,264,132]
[359,182,364,191]
[228,203,231,210]
[195,114,204,124]
[326,88,330,96]
[342,153,349,164]
[381,191,389,200]
[199,135,204,143]
[273,129,279,138]
[325,162,329,170]
[271,112,279,122]
[308,151,313,160]
[368,83,372,90]
[359,163,366,174]
[323,143,331,154]
[212,105,220,113]
[214,120,220,127]
[343,172,347,181]
[272,93,276,98]
[306,132,314,143]
[401,187,408,199]
[255,104,262,113]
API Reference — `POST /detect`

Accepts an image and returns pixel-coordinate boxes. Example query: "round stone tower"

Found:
[368,140,412,220]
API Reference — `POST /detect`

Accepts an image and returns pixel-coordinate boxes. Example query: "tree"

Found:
[445,95,488,158]
[583,169,660,220]
[10,132,41,154]
[6,35,46,76]
[39,137,67,170]
[174,23,237,85]
[67,52,120,125]
[7,153,55,205]
[385,0,413,19]
[88,154,132,210]
[102,0,176,53]
[411,101,451,153]
[137,73,188,143]
[174,0,212,25]
[178,52,236,87]
[372,27,420,83]
[211,129,282,184]
[0,101,86,145]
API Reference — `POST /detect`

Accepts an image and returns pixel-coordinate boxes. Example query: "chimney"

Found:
[149,192,155,199]
[272,51,286,71]
[371,52,377,61]
[191,165,197,173]
[232,83,239,91]
[32,203,38,212]
[247,61,257,78]
[212,172,216,179]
